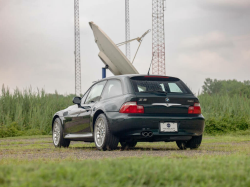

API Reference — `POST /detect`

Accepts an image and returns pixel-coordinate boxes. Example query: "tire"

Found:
[52,118,70,148]
[94,114,119,151]
[176,135,202,150]
[187,135,202,149]
[176,141,188,150]
[120,141,137,149]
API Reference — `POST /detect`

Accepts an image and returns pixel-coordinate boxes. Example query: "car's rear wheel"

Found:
[120,141,137,149]
[187,135,203,149]
[176,141,187,150]
[176,135,202,150]
[53,118,70,148]
[94,114,119,151]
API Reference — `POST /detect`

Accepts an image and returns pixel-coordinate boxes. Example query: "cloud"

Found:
[175,31,250,91]
[180,32,234,51]
[1,0,250,95]
[198,0,250,12]
[241,49,250,61]
[177,50,232,73]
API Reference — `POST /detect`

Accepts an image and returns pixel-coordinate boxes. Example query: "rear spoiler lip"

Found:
[130,76,180,81]
[129,74,179,80]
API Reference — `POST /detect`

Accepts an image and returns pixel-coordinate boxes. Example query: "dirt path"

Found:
[1,136,245,161]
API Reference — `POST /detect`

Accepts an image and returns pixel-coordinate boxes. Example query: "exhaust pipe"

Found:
[141,131,153,137]
[148,131,153,137]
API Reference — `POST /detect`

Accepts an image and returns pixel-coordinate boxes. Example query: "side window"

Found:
[168,83,183,93]
[102,80,123,99]
[85,81,107,104]
[81,89,91,105]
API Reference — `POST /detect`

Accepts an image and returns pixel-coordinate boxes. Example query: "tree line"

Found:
[202,78,250,97]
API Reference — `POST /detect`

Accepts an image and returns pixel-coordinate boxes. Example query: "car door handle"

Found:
[82,106,92,111]
[68,110,79,115]
[79,109,86,114]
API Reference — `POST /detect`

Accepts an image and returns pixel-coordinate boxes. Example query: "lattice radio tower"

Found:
[74,0,81,96]
[152,0,166,75]
[125,0,131,61]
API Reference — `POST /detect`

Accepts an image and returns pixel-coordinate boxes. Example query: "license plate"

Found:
[160,122,178,132]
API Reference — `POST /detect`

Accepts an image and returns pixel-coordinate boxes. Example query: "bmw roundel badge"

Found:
[165,98,170,102]
[167,123,171,128]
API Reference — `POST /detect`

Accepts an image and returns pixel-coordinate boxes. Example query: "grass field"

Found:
[0,135,250,187]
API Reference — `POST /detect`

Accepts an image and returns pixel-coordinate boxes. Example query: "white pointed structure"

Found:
[89,22,139,75]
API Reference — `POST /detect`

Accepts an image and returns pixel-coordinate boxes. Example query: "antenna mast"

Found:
[125,0,130,60]
[74,0,81,96]
[152,0,166,75]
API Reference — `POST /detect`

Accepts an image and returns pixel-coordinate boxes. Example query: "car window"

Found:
[85,81,107,104]
[131,79,190,94]
[168,83,183,93]
[102,80,123,99]
[138,85,146,92]
[81,89,91,105]
[160,84,166,91]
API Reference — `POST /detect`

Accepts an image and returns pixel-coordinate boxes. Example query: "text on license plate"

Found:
[160,122,178,132]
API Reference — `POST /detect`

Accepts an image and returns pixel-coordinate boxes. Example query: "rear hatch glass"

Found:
[130,76,197,114]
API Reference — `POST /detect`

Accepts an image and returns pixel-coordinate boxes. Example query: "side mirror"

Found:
[73,97,81,105]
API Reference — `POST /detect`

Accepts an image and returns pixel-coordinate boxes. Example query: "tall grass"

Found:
[0,85,73,137]
[199,94,250,134]
[0,85,250,138]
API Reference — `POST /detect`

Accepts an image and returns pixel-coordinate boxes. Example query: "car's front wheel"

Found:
[53,118,70,148]
[176,135,202,150]
[94,114,119,151]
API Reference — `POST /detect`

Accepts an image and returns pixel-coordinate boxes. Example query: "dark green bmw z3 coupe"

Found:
[52,75,205,151]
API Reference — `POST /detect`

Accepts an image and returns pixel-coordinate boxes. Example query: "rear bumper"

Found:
[106,112,205,141]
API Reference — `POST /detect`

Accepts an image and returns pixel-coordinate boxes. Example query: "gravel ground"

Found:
[0,136,245,161]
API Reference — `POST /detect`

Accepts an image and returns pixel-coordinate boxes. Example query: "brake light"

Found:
[188,103,201,114]
[144,76,169,78]
[119,102,144,113]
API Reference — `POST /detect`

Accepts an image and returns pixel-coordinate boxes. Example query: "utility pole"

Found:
[74,0,81,96]
[125,0,131,61]
[152,0,166,75]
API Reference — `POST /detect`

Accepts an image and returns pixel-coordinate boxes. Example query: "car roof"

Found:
[94,74,180,82]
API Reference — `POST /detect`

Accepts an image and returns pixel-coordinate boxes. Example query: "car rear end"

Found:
[108,75,205,142]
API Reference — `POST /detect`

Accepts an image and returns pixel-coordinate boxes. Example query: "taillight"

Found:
[144,76,169,78]
[188,103,201,114]
[119,102,144,114]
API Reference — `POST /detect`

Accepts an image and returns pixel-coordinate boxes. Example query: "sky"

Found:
[0,0,250,95]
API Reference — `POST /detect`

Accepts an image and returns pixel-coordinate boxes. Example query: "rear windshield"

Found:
[130,77,191,94]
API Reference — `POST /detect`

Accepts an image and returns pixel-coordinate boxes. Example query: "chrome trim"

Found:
[94,118,106,147]
[64,133,93,139]
[152,103,182,107]
[53,121,60,146]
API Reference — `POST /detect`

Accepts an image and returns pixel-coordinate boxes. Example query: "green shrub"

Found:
[0,122,21,138]
[205,116,249,134]
[199,94,250,134]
